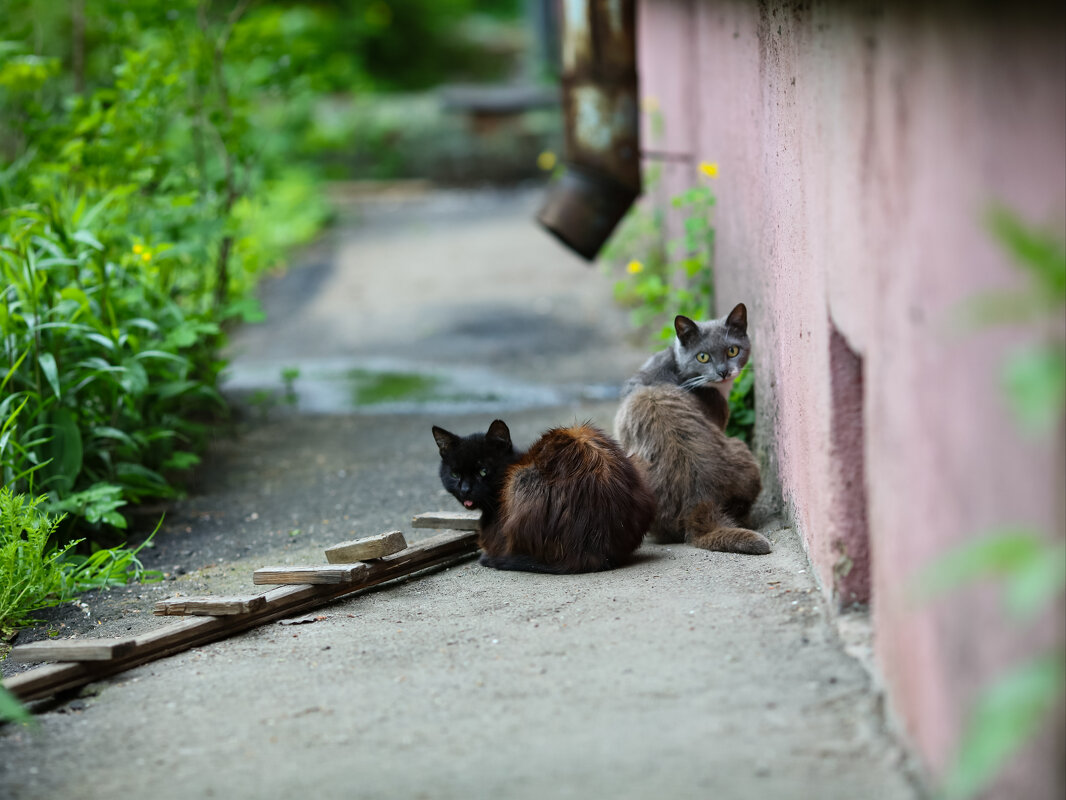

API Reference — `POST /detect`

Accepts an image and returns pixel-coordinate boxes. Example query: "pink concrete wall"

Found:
[635,0,1065,793]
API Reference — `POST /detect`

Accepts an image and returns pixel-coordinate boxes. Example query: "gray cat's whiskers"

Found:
[680,375,712,391]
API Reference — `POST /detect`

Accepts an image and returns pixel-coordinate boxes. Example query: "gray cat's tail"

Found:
[682,501,771,555]
[615,384,769,555]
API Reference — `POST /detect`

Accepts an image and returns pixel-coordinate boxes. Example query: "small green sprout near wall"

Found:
[914,209,1065,800]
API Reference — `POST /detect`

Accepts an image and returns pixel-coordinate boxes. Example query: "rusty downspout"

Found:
[536,0,640,262]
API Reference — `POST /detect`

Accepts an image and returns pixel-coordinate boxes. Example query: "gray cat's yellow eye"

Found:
[478,468,488,477]
[696,352,710,363]
[727,345,740,358]
[450,471,459,478]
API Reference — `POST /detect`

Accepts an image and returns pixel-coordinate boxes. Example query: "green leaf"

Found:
[0,685,32,725]
[1004,539,1066,619]
[72,230,104,251]
[223,296,266,323]
[941,652,1066,800]
[1002,344,1066,435]
[38,352,61,399]
[91,426,137,449]
[132,350,187,364]
[987,208,1066,298]
[119,359,149,395]
[42,408,83,495]
[912,528,1045,602]
[162,451,200,471]
[84,332,116,350]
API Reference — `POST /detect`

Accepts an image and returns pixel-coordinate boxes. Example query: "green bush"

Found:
[0,4,331,534]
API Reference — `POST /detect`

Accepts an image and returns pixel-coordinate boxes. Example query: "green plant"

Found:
[726,362,756,444]
[0,488,161,635]
[0,684,31,725]
[281,366,301,406]
[604,162,719,343]
[0,4,332,537]
[916,209,1065,800]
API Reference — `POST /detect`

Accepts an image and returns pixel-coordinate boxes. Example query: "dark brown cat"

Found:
[432,420,656,573]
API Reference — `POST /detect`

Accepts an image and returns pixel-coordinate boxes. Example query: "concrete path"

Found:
[0,187,921,799]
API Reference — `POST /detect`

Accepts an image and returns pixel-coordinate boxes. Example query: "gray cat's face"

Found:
[672,303,751,389]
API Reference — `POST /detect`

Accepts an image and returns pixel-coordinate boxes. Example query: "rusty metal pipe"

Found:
[536,0,641,262]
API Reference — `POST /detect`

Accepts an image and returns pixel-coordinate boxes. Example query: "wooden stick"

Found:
[252,564,369,585]
[325,531,407,563]
[4,529,479,702]
[411,510,482,531]
[153,595,268,617]
[8,638,137,663]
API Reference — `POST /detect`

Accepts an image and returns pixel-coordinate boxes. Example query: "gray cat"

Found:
[615,303,770,554]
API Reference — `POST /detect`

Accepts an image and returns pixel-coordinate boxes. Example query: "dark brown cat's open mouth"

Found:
[463,500,475,508]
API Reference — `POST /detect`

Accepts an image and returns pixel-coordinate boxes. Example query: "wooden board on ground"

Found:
[325,531,407,563]
[153,595,268,617]
[411,510,482,531]
[252,563,370,585]
[4,528,480,702]
[9,637,138,663]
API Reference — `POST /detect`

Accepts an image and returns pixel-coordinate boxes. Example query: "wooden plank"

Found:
[325,531,407,563]
[411,510,482,531]
[8,637,137,663]
[252,563,369,585]
[153,595,268,617]
[4,529,480,703]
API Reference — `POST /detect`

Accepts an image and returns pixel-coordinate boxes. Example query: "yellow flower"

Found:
[699,161,719,179]
[627,260,644,274]
[537,150,557,171]
[132,244,143,254]
[142,252,152,262]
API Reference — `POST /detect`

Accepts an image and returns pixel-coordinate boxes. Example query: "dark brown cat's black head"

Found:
[431,420,519,517]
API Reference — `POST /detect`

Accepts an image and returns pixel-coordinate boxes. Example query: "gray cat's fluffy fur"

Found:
[614,305,771,554]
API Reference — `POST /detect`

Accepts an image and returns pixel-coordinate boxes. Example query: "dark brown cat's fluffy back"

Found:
[615,384,769,554]
[490,424,656,573]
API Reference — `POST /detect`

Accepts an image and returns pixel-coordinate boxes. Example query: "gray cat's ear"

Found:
[432,425,459,457]
[725,303,747,333]
[486,419,512,448]
[674,315,700,347]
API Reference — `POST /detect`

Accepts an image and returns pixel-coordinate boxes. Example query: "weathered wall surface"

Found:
[635,0,1065,793]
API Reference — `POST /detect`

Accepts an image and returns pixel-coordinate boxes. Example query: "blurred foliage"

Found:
[916,210,1065,800]
[0,0,526,530]
[0,1,336,540]
[0,0,530,655]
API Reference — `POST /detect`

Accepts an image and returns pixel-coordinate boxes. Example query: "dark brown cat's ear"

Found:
[486,419,512,448]
[674,315,700,347]
[432,425,460,457]
[725,303,747,333]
